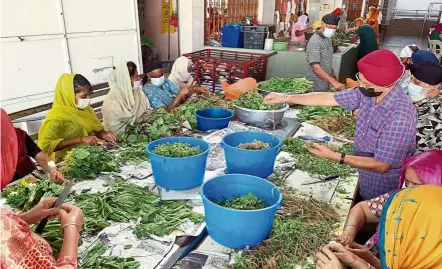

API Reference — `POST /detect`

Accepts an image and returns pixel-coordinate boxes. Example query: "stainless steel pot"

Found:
[234,104,289,129]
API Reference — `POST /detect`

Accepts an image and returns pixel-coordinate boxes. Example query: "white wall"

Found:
[178,0,205,55]
[396,0,434,10]
[258,0,276,24]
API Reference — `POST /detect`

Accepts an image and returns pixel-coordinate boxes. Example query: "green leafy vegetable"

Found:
[234,91,280,111]
[61,146,120,180]
[115,143,149,165]
[81,243,140,269]
[258,77,313,94]
[211,193,268,210]
[297,106,350,122]
[151,142,203,157]
[282,138,356,178]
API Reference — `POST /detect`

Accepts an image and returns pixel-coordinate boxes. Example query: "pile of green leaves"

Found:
[297,106,350,122]
[35,220,63,257]
[151,142,203,157]
[3,180,63,211]
[61,146,119,180]
[234,190,340,269]
[234,91,279,111]
[73,181,204,237]
[310,115,356,140]
[282,138,356,178]
[81,243,140,269]
[121,96,232,145]
[115,143,149,165]
[258,77,313,94]
[211,193,268,210]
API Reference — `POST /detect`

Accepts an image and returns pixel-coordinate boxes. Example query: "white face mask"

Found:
[77,98,91,110]
[406,82,426,102]
[133,80,141,90]
[323,27,336,38]
[150,76,165,87]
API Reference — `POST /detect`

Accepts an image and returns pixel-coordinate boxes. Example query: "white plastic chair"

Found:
[428,40,442,61]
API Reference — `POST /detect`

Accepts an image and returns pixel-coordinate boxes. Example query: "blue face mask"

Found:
[407,82,425,102]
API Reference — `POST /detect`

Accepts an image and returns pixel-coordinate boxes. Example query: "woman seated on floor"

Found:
[1,109,65,185]
[142,61,208,110]
[316,185,442,269]
[1,109,84,268]
[38,74,118,162]
[102,62,151,133]
[333,150,442,267]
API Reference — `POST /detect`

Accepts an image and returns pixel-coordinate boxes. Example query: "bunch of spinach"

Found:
[211,193,268,210]
[282,138,356,178]
[151,142,203,157]
[234,91,280,111]
[297,106,350,122]
[81,243,140,269]
[61,146,119,180]
[258,77,313,94]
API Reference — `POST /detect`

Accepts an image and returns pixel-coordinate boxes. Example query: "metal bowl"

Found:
[234,104,289,129]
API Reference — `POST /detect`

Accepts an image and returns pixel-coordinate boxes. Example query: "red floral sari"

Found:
[0,209,76,269]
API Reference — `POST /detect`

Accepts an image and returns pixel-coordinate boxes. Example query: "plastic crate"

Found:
[183,49,276,92]
[242,25,268,49]
[221,24,244,48]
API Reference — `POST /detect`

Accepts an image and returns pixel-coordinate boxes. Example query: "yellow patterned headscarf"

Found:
[38,74,103,161]
[379,185,442,269]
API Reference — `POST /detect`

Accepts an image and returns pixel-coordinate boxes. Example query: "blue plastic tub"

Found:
[221,24,244,48]
[146,137,210,190]
[221,131,281,178]
[195,108,234,131]
[200,174,282,249]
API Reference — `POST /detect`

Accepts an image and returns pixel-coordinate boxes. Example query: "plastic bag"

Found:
[221,78,258,101]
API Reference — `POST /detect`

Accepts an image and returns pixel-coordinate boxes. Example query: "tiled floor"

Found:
[380,35,429,56]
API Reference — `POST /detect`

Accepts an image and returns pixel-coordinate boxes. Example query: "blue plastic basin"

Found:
[146,137,210,190]
[195,108,234,131]
[221,131,281,178]
[200,174,282,249]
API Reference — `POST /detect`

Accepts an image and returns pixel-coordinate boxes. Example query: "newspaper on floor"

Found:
[172,250,233,269]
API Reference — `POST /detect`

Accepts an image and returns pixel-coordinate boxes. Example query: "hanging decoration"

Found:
[162,0,176,33]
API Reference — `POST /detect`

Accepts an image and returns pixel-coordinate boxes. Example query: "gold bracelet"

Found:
[60,222,79,232]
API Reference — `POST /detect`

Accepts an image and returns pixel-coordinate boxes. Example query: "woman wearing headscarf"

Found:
[102,62,151,134]
[142,61,207,110]
[291,15,312,42]
[168,56,194,88]
[1,110,84,268]
[38,74,118,162]
[316,185,442,269]
[335,150,442,266]
[408,62,442,152]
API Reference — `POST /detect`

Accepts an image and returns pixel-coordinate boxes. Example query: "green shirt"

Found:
[357,25,379,59]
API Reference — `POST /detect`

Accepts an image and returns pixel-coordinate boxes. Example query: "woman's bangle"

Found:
[344,224,357,229]
[61,223,79,232]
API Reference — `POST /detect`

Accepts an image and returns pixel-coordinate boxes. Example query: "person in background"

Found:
[305,13,345,92]
[398,44,419,88]
[102,62,151,134]
[142,61,207,110]
[366,6,380,44]
[336,150,442,267]
[291,15,312,42]
[38,74,118,162]
[168,56,194,88]
[399,49,438,90]
[429,23,442,40]
[265,50,417,200]
[10,116,65,184]
[331,8,343,17]
[316,185,442,269]
[1,109,84,268]
[351,24,379,59]
[408,62,442,152]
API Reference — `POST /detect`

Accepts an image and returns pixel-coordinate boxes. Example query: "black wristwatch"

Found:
[340,153,346,165]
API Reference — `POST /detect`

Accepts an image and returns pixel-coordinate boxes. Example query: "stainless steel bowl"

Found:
[234,104,289,129]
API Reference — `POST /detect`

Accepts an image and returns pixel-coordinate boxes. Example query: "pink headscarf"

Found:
[294,15,309,31]
[1,108,18,189]
[397,150,442,188]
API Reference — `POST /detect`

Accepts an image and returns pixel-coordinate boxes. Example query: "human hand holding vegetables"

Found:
[263,92,287,104]
[18,198,60,225]
[308,143,340,161]
[317,243,370,269]
[97,130,118,144]
[58,204,84,261]
[59,204,84,230]
[49,167,65,184]
[347,242,381,269]
[81,136,100,146]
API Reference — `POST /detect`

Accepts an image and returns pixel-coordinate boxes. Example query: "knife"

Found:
[302,175,339,185]
[35,180,74,234]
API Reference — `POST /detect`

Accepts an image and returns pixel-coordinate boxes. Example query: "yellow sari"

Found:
[38,74,103,162]
[379,185,442,269]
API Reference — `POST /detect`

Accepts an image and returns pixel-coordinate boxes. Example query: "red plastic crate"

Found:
[183,49,276,92]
